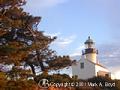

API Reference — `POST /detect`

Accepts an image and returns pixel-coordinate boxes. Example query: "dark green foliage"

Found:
[0,0,74,81]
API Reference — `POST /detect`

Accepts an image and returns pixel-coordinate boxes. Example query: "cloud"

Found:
[44,32,76,49]
[109,66,120,79]
[51,33,76,49]
[109,66,120,73]
[45,32,76,49]
[97,43,120,79]
[45,32,76,48]
[44,32,61,37]
[98,43,120,67]
[70,45,84,57]
[53,35,76,48]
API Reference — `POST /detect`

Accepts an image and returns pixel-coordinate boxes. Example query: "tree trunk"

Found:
[36,50,45,71]
[29,64,36,75]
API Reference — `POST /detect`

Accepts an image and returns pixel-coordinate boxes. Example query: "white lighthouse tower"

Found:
[83,36,98,63]
[72,36,110,79]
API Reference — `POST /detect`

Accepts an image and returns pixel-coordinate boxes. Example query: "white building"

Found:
[72,36,110,80]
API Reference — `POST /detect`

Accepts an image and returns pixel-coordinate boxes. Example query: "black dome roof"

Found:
[84,36,94,44]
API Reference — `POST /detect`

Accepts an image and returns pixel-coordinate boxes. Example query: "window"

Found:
[80,63,84,69]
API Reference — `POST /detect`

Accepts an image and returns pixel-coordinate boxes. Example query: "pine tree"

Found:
[0,0,74,80]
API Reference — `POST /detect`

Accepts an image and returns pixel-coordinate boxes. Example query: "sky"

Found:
[24,0,120,79]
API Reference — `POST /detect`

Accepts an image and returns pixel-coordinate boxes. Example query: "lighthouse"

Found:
[72,36,110,79]
[83,36,98,63]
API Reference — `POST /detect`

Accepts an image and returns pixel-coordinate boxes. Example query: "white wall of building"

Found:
[72,57,110,79]
[72,61,80,78]
[72,58,96,79]
[95,65,109,76]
